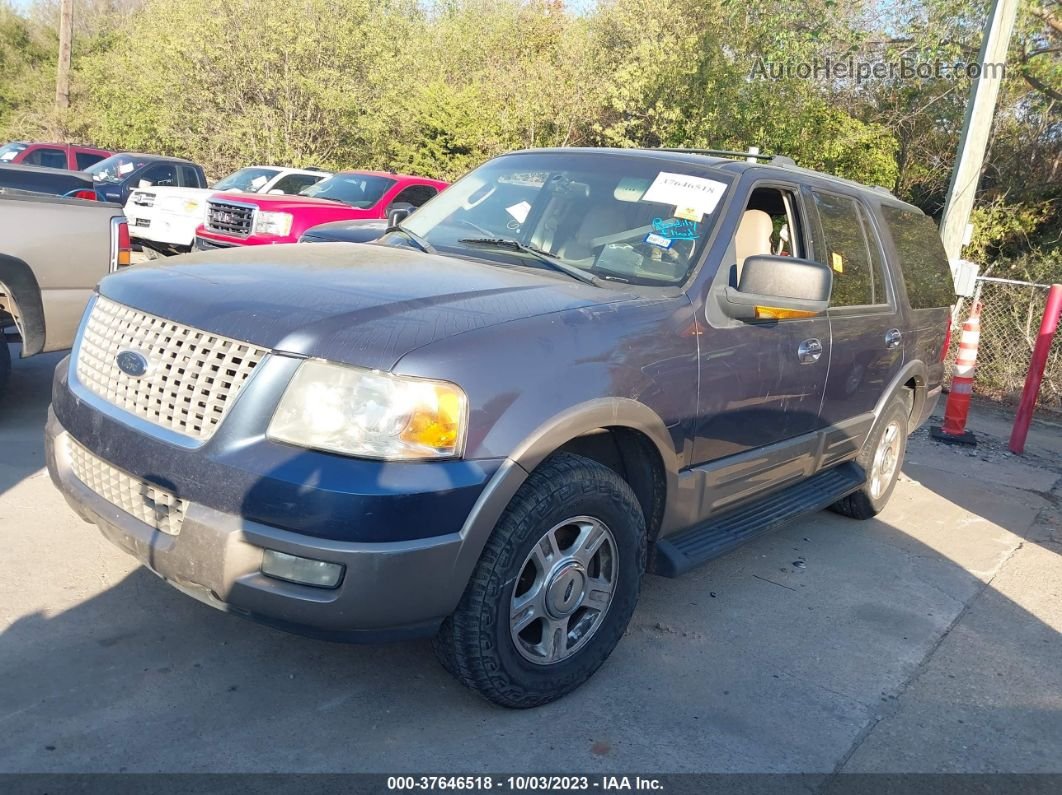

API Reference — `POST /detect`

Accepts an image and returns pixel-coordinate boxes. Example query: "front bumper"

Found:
[48,407,480,641]
[195,229,296,248]
[46,350,512,641]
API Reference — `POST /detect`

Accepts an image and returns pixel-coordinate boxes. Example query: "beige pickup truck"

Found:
[0,191,129,398]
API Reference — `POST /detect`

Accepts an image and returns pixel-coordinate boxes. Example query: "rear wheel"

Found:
[831,395,911,519]
[434,453,646,708]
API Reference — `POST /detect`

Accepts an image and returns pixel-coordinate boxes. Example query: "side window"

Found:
[75,152,105,169]
[730,186,805,286]
[270,173,323,194]
[140,164,178,187]
[391,184,438,208]
[25,148,67,169]
[813,191,887,307]
[881,206,955,309]
[179,166,202,187]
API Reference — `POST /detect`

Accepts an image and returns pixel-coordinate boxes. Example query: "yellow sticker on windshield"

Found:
[831,252,844,273]
[675,206,702,222]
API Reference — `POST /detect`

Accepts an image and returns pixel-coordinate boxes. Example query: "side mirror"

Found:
[720,255,833,320]
[387,202,415,227]
[138,179,153,188]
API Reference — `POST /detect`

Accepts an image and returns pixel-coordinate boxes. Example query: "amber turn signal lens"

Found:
[400,384,466,452]
[754,305,818,320]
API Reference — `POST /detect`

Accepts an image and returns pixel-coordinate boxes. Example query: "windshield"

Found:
[0,142,27,162]
[299,173,396,207]
[86,154,150,183]
[213,167,281,192]
[403,152,731,286]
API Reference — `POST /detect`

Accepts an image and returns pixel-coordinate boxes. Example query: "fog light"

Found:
[261,550,344,588]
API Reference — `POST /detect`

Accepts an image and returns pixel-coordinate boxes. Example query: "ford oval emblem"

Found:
[116,350,149,378]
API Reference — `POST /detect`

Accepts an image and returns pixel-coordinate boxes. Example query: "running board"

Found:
[651,463,865,577]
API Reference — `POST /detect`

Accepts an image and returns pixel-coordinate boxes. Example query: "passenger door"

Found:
[691,182,832,512]
[810,189,904,467]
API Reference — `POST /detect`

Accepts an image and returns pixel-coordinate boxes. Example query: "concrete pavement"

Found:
[1,346,1059,773]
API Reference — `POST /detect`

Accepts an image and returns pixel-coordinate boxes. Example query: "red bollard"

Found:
[931,302,982,446]
[1009,284,1062,455]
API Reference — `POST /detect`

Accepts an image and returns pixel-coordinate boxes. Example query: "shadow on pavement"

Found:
[0,345,64,498]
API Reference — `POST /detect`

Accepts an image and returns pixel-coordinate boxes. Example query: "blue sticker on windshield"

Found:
[652,217,699,240]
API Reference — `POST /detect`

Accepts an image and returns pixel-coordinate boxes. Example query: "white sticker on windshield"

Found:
[118,162,135,175]
[642,172,726,216]
[506,200,532,224]
[250,175,268,189]
[0,151,17,161]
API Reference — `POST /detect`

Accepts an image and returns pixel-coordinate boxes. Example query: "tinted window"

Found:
[25,148,67,169]
[87,154,153,184]
[300,173,397,208]
[270,173,324,194]
[141,164,178,187]
[392,184,438,207]
[213,167,280,191]
[75,151,106,169]
[813,191,887,307]
[881,206,955,309]
[180,166,202,187]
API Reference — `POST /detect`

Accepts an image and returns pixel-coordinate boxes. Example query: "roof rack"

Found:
[659,148,796,167]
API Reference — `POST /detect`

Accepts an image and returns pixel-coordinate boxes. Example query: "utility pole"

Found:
[55,0,73,110]
[939,0,1020,262]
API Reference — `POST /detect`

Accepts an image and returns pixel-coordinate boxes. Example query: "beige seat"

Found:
[734,209,774,285]
[558,205,629,261]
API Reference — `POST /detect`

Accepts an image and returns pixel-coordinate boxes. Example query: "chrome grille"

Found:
[67,437,188,536]
[206,199,255,236]
[130,190,155,207]
[75,296,268,441]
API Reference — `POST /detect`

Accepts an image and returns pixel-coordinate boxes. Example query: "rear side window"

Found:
[180,166,203,187]
[881,206,955,308]
[25,147,67,169]
[392,184,438,207]
[76,151,106,169]
[812,191,888,307]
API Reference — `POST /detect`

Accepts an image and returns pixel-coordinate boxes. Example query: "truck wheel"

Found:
[831,395,911,520]
[434,453,646,708]
[0,334,10,399]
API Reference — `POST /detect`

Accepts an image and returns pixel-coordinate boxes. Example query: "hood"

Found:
[301,219,389,243]
[210,192,375,215]
[98,242,634,371]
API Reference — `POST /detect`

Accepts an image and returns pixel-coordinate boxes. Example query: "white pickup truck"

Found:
[124,166,330,256]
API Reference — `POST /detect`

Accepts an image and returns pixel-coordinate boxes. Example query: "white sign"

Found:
[642,172,727,218]
[506,200,531,224]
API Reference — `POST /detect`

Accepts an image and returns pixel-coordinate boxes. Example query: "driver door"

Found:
[691,182,832,512]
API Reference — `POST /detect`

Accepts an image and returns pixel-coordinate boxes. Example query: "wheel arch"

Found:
[0,254,46,356]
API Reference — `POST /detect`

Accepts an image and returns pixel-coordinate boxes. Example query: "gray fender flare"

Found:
[874,359,929,437]
[441,398,681,615]
[0,254,46,356]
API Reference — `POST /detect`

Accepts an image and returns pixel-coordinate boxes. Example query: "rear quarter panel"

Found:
[0,195,120,351]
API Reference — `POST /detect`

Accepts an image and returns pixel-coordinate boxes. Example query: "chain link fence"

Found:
[944,277,1062,413]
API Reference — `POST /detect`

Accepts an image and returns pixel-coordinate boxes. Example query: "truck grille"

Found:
[130,190,155,208]
[67,437,188,536]
[75,296,269,441]
[206,199,255,236]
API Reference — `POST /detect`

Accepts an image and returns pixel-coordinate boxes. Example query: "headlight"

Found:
[267,360,468,460]
[254,211,293,237]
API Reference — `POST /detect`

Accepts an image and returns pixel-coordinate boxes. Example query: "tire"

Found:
[0,334,10,400]
[434,452,646,708]
[830,394,912,519]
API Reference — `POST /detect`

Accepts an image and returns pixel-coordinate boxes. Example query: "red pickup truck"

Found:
[0,141,112,170]
[194,170,448,249]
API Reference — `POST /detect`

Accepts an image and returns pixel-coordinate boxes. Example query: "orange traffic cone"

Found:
[931,302,981,446]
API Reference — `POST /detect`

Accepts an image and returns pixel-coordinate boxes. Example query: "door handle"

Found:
[885,328,902,349]
[798,338,823,364]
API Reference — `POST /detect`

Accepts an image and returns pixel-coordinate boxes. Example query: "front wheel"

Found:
[434,453,646,708]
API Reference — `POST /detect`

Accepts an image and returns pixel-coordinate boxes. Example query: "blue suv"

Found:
[45,148,955,707]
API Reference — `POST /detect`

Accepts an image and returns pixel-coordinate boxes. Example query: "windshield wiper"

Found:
[387,225,437,255]
[457,238,602,287]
